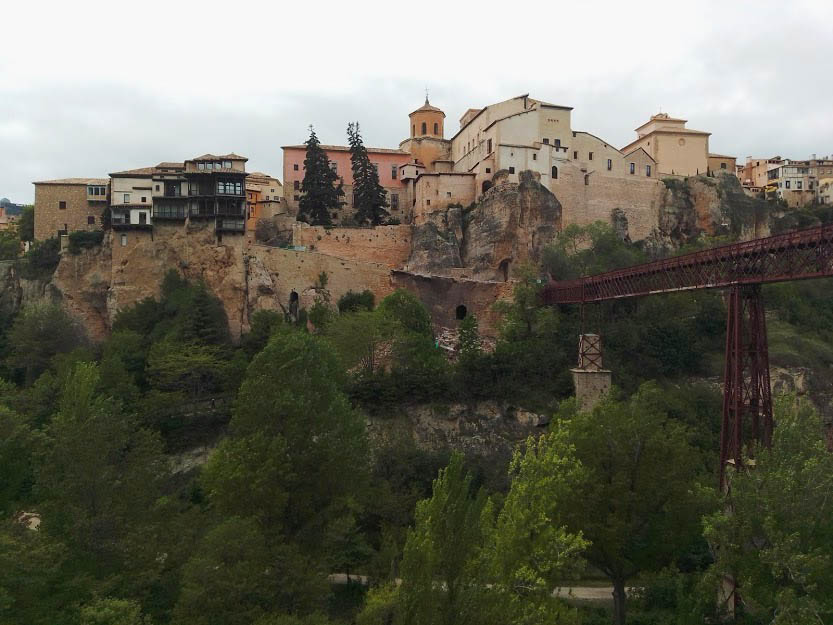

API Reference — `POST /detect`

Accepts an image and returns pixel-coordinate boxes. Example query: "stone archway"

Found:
[455,304,467,320]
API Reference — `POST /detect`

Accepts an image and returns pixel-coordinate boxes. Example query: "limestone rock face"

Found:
[461,170,562,280]
[52,242,112,342]
[645,174,771,254]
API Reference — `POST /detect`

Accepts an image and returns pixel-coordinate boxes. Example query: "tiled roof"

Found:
[33,178,109,185]
[109,166,157,176]
[410,98,445,115]
[156,162,185,169]
[281,144,408,155]
[190,153,248,161]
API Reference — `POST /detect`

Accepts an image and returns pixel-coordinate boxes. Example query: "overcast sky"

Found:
[2,0,832,203]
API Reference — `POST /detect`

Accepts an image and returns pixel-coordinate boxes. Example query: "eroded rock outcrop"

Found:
[462,170,562,280]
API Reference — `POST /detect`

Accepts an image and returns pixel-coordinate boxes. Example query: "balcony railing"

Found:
[216,218,245,232]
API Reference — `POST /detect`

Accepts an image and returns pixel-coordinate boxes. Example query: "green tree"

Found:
[0,405,41,515]
[396,453,493,625]
[187,330,370,619]
[241,309,283,359]
[704,397,833,624]
[6,302,86,384]
[348,122,389,226]
[490,432,589,603]
[377,290,432,337]
[145,340,226,399]
[18,205,34,242]
[325,310,395,375]
[298,126,342,226]
[80,598,153,625]
[553,384,711,625]
[36,363,168,594]
[0,230,19,260]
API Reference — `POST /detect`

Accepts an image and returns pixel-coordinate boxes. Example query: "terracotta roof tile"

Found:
[33,178,109,185]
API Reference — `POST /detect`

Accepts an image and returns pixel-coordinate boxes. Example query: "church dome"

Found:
[408,98,445,139]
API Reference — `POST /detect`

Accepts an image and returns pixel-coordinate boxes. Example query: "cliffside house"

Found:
[32,178,109,241]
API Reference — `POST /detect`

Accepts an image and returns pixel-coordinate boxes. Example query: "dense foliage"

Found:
[2,216,833,625]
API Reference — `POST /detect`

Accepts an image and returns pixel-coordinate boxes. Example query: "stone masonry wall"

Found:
[247,245,396,318]
[291,224,412,269]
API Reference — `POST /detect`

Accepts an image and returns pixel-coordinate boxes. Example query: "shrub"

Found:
[337,290,375,313]
[18,237,61,279]
[67,230,104,254]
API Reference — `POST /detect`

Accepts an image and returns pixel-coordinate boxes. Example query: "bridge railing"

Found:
[542,223,833,304]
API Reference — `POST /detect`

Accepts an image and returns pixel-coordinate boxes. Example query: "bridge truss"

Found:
[541,224,833,485]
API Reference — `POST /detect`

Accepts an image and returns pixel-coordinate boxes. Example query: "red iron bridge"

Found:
[541,223,833,485]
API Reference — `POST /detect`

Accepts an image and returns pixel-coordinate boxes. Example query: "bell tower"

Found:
[409,97,445,139]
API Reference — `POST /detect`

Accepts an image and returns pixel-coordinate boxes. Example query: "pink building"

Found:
[282,144,411,223]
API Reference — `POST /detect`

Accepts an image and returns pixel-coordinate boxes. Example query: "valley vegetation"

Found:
[1,222,833,625]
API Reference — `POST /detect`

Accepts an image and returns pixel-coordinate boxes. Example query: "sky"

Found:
[2,0,832,204]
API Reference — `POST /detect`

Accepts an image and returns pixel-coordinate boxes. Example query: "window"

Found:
[446,191,452,197]
[809,182,814,190]
[543,138,549,144]
[293,163,299,171]
[120,234,128,246]
[607,159,612,171]
[797,181,802,189]
[555,139,561,147]
[720,162,727,169]
[552,166,558,179]
[155,184,160,191]
[206,162,213,170]
[223,160,232,168]
[426,199,430,206]
[391,165,397,180]
[412,125,415,136]
[124,193,130,203]
[487,139,492,153]
[87,215,95,225]
[573,151,578,159]
[294,180,300,190]
[139,212,147,225]
[584,174,589,186]
[421,122,427,134]
[433,122,438,135]
[508,167,515,174]
[485,168,491,173]
[629,163,635,175]
[532,153,537,160]
[589,152,593,161]
[141,196,147,203]
[785,180,790,189]
[294,194,300,201]
[198,163,205,170]
[59,201,67,209]
[646,165,652,177]
[391,193,399,209]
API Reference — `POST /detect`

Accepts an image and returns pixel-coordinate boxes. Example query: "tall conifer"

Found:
[298,126,342,226]
[348,122,389,226]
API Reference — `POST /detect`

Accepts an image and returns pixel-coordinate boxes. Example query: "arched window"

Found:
[584,174,590,186]
[455,305,467,320]
[552,166,558,179]
[482,180,492,194]
[433,122,438,135]
[412,124,415,137]
[421,122,427,134]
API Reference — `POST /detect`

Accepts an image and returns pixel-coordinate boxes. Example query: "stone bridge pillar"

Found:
[571,334,611,412]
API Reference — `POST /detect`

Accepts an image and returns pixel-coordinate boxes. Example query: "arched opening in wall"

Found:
[498,259,510,282]
[433,122,438,135]
[584,174,590,186]
[412,124,415,137]
[289,291,299,320]
[552,166,558,179]
[421,122,427,135]
[455,304,467,320]
[482,180,492,194]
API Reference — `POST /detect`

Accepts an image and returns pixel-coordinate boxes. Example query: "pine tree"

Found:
[297,126,341,226]
[347,122,389,226]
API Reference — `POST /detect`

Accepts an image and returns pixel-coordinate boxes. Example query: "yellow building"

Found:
[621,113,710,176]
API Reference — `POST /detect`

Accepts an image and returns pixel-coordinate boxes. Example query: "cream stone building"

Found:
[621,113,710,176]
[708,154,737,176]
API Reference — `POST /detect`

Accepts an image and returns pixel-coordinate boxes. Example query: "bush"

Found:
[67,230,104,254]
[337,290,375,313]
[19,237,60,279]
